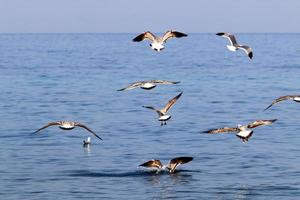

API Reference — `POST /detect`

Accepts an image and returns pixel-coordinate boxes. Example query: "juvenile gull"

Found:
[143,92,183,126]
[33,121,102,140]
[117,80,180,91]
[133,30,187,51]
[216,32,253,59]
[203,119,277,143]
[264,95,300,111]
[139,157,193,173]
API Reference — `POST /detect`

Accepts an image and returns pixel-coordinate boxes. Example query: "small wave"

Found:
[65,169,197,178]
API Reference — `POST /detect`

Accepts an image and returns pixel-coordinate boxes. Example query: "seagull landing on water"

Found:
[33,121,103,141]
[264,95,300,111]
[203,119,277,143]
[117,80,180,91]
[216,32,253,59]
[142,92,183,126]
[139,157,193,174]
[133,30,188,51]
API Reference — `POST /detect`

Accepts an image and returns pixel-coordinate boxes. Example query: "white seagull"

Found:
[139,157,193,173]
[216,32,253,59]
[203,119,277,143]
[264,95,300,111]
[133,30,188,51]
[143,92,183,126]
[117,80,180,91]
[33,121,103,141]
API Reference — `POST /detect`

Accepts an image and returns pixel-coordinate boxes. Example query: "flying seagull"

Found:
[264,95,300,111]
[203,119,277,143]
[133,30,187,51]
[143,92,183,126]
[139,157,193,173]
[117,80,180,91]
[33,121,103,140]
[216,32,253,59]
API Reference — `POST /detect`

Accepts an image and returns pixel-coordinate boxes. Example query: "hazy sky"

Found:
[1,0,299,33]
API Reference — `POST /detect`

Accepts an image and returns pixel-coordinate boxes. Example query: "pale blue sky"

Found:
[0,0,299,33]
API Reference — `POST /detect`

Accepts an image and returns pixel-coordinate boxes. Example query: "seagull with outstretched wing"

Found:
[143,92,183,126]
[203,119,277,143]
[117,80,180,91]
[216,32,253,59]
[33,121,102,141]
[264,95,300,111]
[139,157,193,173]
[133,30,187,51]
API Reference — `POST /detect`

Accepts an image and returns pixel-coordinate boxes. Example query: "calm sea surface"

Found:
[0,33,300,199]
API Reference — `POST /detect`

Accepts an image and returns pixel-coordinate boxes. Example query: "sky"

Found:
[0,0,300,33]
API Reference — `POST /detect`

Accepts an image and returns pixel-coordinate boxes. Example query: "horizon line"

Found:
[0,32,300,34]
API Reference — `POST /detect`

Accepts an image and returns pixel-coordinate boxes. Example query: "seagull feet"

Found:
[242,138,248,143]
[160,121,167,126]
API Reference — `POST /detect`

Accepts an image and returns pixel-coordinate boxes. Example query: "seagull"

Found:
[83,137,91,147]
[203,119,277,143]
[139,157,193,173]
[33,121,103,141]
[264,95,300,111]
[117,80,180,91]
[216,32,253,59]
[143,92,183,126]
[133,30,188,51]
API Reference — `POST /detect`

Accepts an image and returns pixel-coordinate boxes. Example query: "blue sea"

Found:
[0,33,300,199]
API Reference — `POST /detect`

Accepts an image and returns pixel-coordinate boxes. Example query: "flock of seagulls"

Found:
[32,30,297,173]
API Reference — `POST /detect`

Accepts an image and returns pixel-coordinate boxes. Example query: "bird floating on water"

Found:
[143,92,183,126]
[139,157,193,173]
[264,95,300,111]
[117,80,180,91]
[133,30,187,51]
[83,137,91,147]
[216,32,253,59]
[33,121,103,141]
[203,119,277,143]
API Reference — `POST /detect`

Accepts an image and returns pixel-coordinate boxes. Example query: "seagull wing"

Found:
[117,81,145,91]
[168,157,193,172]
[74,122,103,140]
[247,119,277,129]
[149,80,180,85]
[162,31,188,42]
[142,106,163,117]
[264,95,298,111]
[133,31,156,42]
[216,32,238,46]
[139,159,163,169]
[203,126,239,134]
[33,121,62,133]
[161,92,183,114]
[237,45,253,59]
